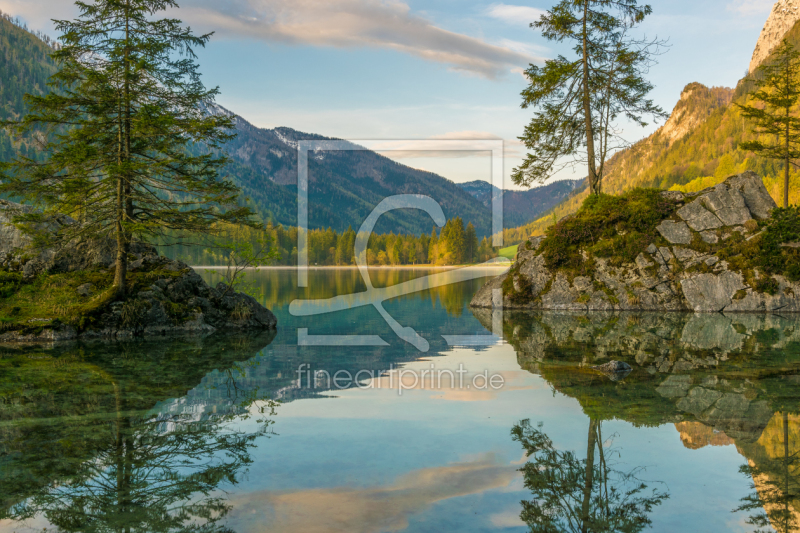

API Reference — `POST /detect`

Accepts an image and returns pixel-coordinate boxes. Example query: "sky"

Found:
[0,0,777,189]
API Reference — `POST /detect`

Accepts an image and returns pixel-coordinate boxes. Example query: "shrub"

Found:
[538,189,680,272]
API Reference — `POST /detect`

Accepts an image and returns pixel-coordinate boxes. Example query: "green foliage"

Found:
[737,39,800,208]
[513,0,665,195]
[163,220,498,267]
[756,206,800,281]
[538,188,679,272]
[0,15,58,164]
[0,0,255,299]
[512,419,668,533]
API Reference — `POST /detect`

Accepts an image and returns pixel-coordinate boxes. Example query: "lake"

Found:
[2,267,800,532]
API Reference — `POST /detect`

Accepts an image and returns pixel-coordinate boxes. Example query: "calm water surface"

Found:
[2,268,800,532]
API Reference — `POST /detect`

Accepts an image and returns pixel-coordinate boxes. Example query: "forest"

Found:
[161,217,498,267]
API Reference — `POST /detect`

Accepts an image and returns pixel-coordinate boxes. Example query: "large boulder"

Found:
[471,172,787,313]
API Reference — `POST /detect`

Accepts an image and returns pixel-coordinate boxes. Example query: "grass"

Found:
[0,265,190,335]
[537,188,681,275]
[499,245,519,261]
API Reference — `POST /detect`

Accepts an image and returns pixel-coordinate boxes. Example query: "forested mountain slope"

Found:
[221,115,494,236]
[0,14,57,162]
[458,178,583,229]
[505,17,800,244]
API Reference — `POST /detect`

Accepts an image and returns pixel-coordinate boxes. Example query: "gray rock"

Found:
[677,387,723,416]
[726,171,778,219]
[470,272,506,309]
[657,220,693,244]
[468,172,790,314]
[76,283,95,297]
[660,190,686,202]
[635,253,654,269]
[680,271,746,312]
[656,375,693,398]
[592,360,633,379]
[677,200,724,231]
[592,360,633,373]
[700,231,719,244]
[672,247,698,264]
[700,184,752,226]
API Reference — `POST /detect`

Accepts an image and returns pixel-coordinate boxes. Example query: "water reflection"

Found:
[477,310,800,532]
[512,419,667,533]
[0,333,277,532]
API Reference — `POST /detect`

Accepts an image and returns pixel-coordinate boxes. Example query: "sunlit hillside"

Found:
[503,20,800,245]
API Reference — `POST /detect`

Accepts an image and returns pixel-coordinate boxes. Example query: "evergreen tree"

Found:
[738,39,800,208]
[0,0,254,298]
[465,222,478,263]
[428,226,438,265]
[513,0,666,195]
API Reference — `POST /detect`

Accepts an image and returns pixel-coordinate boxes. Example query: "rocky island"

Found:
[471,172,800,313]
[0,200,276,343]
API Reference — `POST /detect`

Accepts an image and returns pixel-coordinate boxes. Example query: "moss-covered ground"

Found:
[0,265,189,335]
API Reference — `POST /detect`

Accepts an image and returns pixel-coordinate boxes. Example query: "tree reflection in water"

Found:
[512,419,668,533]
[2,344,277,533]
[736,411,800,533]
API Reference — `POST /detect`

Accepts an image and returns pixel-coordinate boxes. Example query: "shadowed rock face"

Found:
[471,172,786,313]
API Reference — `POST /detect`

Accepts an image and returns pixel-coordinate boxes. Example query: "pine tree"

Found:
[513,0,666,195]
[0,0,254,298]
[428,226,438,265]
[465,222,478,263]
[738,39,800,208]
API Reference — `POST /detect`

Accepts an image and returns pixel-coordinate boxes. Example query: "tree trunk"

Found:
[581,0,600,196]
[114,0,133,300]
[784,411,790,533]
[114,176,128,299]
[786,111,791,208]
[581,417,598,533]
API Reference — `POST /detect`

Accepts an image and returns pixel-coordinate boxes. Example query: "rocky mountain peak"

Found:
[749,0,800,74]
[658,83,734,144]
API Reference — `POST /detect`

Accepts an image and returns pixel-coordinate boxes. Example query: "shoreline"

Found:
[194,264,510,270]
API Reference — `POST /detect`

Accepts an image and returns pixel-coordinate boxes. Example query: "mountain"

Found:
[221,114,495,236]
[749,0,800,75]
[0,14,57,162]
[506,6,800,242]
[0,14,584,237]
[457,178,583,228]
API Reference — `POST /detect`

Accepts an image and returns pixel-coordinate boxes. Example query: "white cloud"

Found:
[726,0,773,16]
[179,0,540,78]
[0,0,544,78]
[0,0,76,34]
[486,3,546,26]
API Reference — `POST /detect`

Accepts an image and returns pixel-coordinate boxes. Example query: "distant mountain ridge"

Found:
[458,178,583,228]
[0,14,582,237]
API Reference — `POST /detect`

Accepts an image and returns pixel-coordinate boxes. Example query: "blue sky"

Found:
[0,0,776,188]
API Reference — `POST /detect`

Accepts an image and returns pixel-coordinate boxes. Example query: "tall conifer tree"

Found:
[1,0,254,297]
[738,39,800,208]
[513,0,666,196]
